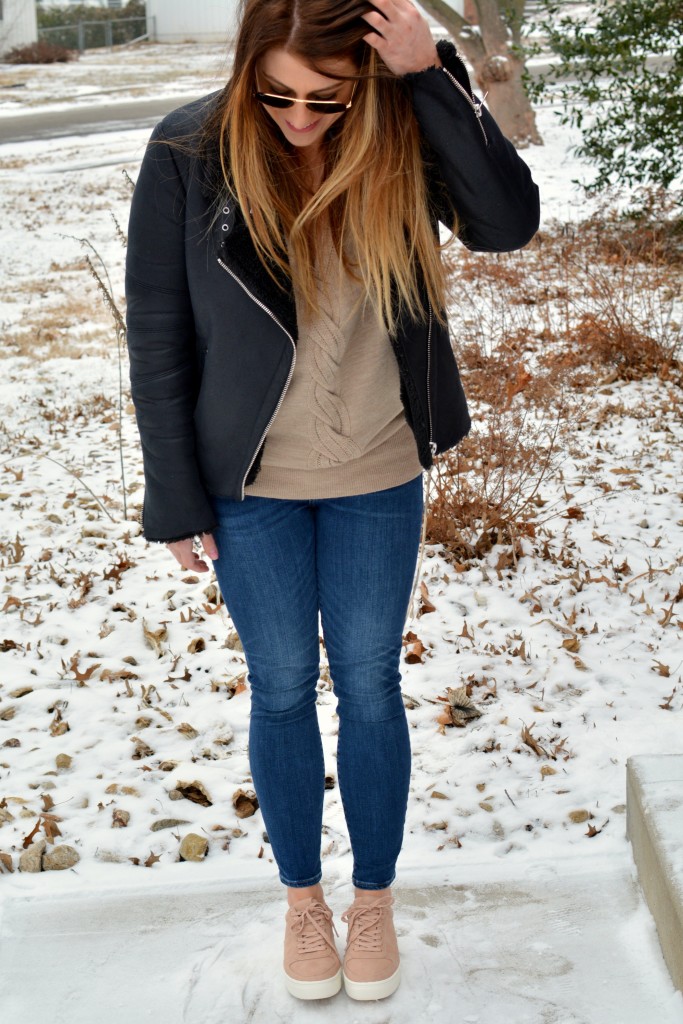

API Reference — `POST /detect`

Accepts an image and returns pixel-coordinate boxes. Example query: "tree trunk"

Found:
[418,0,542,147]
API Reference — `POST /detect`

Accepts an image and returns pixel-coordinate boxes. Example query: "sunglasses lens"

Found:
[255,92,294,109]
[307,101,346,114]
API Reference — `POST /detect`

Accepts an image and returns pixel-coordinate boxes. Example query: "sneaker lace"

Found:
[291,900,339,955]
[340,895,394,952]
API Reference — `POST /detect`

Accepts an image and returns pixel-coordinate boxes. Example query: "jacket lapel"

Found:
[214,195,299,343]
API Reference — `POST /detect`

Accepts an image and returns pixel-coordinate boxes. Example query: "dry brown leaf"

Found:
[504,365,533,409]
[418,581,436,616]
[521,721,547,758]
[41,813,63,843]
[233,788,258,818]
[660,687,677,710]
[176,781,212,807]
[142,619,167,657]
[100,668,139,683]
[404,630,428,664]
[442,686,483,728]
[177,722,199,739]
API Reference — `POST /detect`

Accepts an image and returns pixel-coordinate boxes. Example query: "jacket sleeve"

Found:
[125,121,218,544]
[403,38,541,252]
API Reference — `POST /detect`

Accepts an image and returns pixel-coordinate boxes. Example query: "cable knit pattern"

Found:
[244,221,424,500]
[306,229,362,467]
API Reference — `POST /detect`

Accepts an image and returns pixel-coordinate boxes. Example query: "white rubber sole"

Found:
[284,965,343,1000]
[343,963,401,1001]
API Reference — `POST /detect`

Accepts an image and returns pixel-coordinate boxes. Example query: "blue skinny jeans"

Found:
[208,473,424,891]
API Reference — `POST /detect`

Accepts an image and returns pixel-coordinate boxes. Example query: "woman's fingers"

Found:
[200,531,219,561]
[167,533,218,573]
[361,0,440,76]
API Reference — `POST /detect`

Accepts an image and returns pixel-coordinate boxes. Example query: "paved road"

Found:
[0,94,207,145]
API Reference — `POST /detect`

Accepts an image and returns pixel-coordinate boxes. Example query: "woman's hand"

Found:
[167,532,218,573]
[361,0,441,76]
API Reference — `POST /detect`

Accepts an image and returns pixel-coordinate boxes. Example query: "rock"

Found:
[2,737,20,747]
[112,809,130,828]
[42,844,80,870]
[19,840,46,872]
[569,809,592,824]
[179,833,208,861]
[55,753,72,770]
[0,807,15,825]
[150,818,191,832]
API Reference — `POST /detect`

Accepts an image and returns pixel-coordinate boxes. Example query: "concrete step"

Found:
[1,852,681,1022]
[627,754,683,995]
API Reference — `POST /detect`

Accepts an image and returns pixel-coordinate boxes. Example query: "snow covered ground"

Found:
[0,41,230,115]
[0,39,682,1023]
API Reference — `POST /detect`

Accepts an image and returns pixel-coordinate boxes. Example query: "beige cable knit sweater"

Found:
[245,223,424,499]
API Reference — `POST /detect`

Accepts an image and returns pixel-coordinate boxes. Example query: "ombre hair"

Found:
[200,0,459,333]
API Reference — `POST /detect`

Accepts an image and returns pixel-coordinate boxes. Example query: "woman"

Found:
[125,0,540,1003]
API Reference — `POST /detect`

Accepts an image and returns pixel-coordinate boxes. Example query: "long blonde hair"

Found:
[207,0,458,333]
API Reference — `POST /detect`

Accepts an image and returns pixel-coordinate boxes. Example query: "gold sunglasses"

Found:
[254,80,358,115]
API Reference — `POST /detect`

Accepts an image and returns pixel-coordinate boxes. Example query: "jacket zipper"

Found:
[440,66,488,148]
[425,300,437,458]
[217,257,296,499]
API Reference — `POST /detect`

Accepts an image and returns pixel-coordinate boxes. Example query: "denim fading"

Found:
[208,473,425,891]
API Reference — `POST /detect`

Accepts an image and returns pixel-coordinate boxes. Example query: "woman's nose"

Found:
[285,105,320,128]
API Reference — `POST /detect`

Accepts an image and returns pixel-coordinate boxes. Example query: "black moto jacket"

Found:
[125,39,540,543]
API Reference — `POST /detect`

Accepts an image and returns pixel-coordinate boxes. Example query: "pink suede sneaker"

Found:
[340,891,401,1000]
[283,895,343,1000]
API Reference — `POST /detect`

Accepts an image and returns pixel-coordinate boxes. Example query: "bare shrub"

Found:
[430,185,681,565]
[3,41,76,64]
[427,393,571,564]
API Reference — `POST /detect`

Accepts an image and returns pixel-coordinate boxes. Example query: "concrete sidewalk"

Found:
[1,852,681,1024]
[0,94,206,145]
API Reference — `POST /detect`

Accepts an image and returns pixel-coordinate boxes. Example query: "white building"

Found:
[146,0,240,44]
[0,0,38,54]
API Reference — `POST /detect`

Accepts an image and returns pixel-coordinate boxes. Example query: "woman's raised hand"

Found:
[167,532,218,573]
[361,0,441,76]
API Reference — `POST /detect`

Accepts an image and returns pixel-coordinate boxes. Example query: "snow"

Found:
[2,851,682,1023]
[0,40,682,1021]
